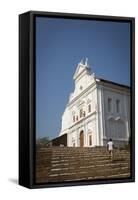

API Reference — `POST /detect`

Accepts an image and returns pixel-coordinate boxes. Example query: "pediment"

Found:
[73,63,85,80]
[73,59,91,80]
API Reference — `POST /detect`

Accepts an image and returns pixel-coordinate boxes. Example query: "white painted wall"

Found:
[102,84,130,146]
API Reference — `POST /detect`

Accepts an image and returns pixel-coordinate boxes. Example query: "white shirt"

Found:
[107,141,113,150]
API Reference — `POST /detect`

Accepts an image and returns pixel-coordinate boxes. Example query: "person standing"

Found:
[107,138,114,160]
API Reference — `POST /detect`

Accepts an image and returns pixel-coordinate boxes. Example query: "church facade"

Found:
[59,59,130,147]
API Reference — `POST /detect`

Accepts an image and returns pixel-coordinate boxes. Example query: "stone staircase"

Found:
[36,147,131,183]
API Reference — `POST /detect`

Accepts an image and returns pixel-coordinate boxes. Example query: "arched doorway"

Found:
[80,130,84,147]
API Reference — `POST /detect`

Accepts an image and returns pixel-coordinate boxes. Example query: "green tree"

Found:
[36,136,50,146]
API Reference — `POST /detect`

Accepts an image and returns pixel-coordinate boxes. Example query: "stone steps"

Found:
[36,146,131,183]
[37,169,130,183]
[37,156,130,164]
[37,146,128,151]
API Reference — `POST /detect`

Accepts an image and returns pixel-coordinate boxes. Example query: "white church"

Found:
[58,59,130,147]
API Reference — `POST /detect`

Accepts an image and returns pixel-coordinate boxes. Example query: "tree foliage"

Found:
[36,136,50,146]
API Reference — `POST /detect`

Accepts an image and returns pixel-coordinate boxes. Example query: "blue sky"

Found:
[36,17,130,139]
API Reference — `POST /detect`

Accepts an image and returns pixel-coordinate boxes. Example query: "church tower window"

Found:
[80,85,83,90]
[88,104,91,113]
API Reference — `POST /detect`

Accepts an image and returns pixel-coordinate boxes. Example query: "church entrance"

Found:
[80,130,84,147]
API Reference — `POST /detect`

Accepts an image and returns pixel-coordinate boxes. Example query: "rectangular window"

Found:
[108,98,112,112]
[80,109,83,118]
[73,115,75,122]
[88,104,91,113]
[89,135,92,146]
[116,99,120,113]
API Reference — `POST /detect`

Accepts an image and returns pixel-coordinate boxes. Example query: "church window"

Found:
[108,98,112,112]
[80,109,83,118]
[80,85,83,90]
[88,104,91,113]
[116,99,120,113]
[89,135,92,146]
